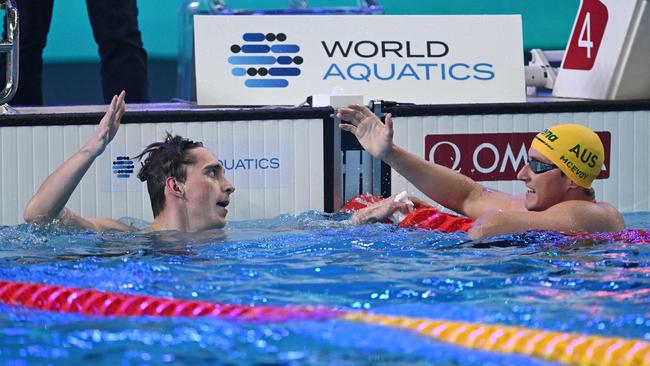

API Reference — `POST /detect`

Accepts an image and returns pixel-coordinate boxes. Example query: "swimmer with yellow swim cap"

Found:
[337,105,625,239]
[530,123,603,190]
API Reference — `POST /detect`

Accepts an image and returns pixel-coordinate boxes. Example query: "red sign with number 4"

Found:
[563,0,609,70]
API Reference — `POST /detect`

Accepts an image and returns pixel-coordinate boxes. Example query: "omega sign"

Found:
[424,132,611,181]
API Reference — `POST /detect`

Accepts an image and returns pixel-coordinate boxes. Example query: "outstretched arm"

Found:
[337,105,516,218]
[23,91,130,230]
[468,200,625,239]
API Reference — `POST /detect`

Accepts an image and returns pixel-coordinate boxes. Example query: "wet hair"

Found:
[134,133,203,217]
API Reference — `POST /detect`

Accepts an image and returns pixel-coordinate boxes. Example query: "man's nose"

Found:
[516,164,530,181]
[224,178,235,194]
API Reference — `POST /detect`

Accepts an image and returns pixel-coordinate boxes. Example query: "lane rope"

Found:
[1,280,648,366]
[0,280,340,322]
[343,312,650,366]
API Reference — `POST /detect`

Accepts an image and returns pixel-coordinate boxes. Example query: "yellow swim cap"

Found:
[531,124,604,188]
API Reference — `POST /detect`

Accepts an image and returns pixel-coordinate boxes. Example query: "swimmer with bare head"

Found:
[23,91,235,232]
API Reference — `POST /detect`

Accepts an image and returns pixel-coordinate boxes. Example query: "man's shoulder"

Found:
[552,199,624,231]
[595,201,625,227]
[566,199,621,216]
[65,211,136,232]
[90,217,136,232]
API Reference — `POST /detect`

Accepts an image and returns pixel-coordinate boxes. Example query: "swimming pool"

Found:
[1,211,649,365]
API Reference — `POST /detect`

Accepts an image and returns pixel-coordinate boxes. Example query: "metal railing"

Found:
[0,0,18,107]
[211,0,382,15]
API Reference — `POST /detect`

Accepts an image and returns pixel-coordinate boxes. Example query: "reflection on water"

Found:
[0,211,649,365]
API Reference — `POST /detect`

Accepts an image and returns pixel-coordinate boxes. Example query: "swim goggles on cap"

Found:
[528,158,557,174]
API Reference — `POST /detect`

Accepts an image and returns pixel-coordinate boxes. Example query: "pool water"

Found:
[1,211,649,365]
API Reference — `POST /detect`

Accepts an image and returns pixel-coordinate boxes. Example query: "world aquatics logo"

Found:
[112,156,134,179]
[228,32,303,88]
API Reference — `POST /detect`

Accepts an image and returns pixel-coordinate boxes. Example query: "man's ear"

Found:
[559,171,579,190]
[165,177,185,198]
[566,179,581,190]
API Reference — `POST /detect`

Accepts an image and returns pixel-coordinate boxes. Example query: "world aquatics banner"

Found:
[194,15,525,105]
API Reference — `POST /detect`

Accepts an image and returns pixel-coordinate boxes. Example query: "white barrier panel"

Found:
[0,119,324,226]
[195,15,525,105]
[391,110,650,213]
[553,0,650,100]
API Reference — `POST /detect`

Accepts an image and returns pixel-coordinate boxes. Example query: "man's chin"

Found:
[524,197,540,211]
[205,221,225,230]
[525,201,549,212]
[191,220,226,232]
[211,218,226,229]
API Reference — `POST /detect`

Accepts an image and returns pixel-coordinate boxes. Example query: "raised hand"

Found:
[87,91,126,156]
[23,91,127,226]
[337,104,394,160]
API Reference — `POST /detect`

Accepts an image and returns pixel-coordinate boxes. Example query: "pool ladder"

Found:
[0,0,18,114]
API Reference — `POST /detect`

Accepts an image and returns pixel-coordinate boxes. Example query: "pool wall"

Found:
[0,105,336,225]
[1,99,650,225]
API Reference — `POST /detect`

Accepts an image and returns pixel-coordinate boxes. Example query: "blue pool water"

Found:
[1,211,650,365]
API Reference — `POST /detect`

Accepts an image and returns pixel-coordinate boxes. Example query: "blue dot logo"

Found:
[229,32,303,88]
[112,156,134,179]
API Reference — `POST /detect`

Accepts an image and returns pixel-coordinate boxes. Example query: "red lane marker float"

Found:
[341,194,474,233]
[343,194,650,242]
[0,280,341,322]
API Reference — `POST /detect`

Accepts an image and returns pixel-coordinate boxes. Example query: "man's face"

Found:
[517,147,571,211]
[182,147,235,231]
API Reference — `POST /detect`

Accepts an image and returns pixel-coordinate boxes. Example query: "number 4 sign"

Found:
[563,0,608,70]
[553,0,650,100]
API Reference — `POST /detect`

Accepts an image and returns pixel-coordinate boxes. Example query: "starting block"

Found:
[553,0,650,100]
